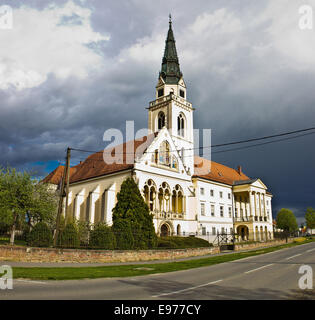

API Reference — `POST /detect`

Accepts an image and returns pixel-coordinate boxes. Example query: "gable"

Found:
[156,76,165,88]
[136,127,189,177]
[178,77,186,88]
[251,178,267,190]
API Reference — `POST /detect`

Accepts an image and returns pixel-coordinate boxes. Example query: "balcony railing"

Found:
[235,216,269,223]
[235,216,253,222]
[149,94,192,109]
[151,210,185,220]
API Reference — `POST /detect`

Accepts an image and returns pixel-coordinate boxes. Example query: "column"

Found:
[175,193,178,213]
[258,192,262,217]
[249,192,252,218]
[253,191,257,218]
[74,188,85,221]
[89,185,100,225]
[263,193,267,219]
[105,183,116,226]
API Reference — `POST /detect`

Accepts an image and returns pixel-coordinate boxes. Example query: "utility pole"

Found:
[54,147,71,246]
[65,147,71,217]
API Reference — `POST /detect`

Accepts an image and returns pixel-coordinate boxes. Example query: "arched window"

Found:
[158,112,165,130]
[143,179,156,212]
[159,141,170,166]
[172,185,184,214]
[177,113,185,137]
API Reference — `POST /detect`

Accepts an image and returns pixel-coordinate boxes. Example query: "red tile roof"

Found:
[193,156,250,185]
[41,165,81,185]
[43,136,254,187]
[42,134,157,185]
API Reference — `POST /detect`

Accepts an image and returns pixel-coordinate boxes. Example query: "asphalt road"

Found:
[1,242,315,300]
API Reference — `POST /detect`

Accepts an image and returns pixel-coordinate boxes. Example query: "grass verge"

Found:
[12,238,315,280]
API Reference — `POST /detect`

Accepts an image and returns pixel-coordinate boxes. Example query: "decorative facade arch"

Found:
[177,112,185,137]
[172,184,185,214]
[158,182,171,212]
[143,179,157,212]
[158,220,174,237]
[177,224,181,235]
[157,111,165,130]
[159,141,170,166]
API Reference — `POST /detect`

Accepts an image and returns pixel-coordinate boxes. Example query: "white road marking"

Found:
[285,253,302,260]
[152,279,223,297]
[16,279,47,285]
[244,264,274,274]
[306,248,315,253]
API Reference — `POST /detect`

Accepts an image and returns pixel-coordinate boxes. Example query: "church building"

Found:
[43,18,274,242]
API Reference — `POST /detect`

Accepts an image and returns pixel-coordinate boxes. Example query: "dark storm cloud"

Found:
[0,0,314,222]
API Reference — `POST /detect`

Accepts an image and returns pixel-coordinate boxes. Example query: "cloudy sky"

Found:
[0,0,314,223]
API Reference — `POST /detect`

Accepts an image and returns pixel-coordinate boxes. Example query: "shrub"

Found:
[89,223,116,249]
[27,222,53,247]
[157,236,211,249]
[76,220,91,246]
[112,219,134,250]
[58,222,80,248]
[157,238,177,248]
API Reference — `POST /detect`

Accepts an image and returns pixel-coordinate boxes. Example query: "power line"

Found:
[70,126,315,156]
[212,131,315,154]
[66,130,315,165]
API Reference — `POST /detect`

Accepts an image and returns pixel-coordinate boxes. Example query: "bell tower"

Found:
[148,15,195,175]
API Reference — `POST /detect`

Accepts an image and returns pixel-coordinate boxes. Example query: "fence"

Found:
[0,229,306,250]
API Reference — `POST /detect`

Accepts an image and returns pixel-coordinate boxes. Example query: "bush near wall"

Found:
[27,222,53,247]
[58,223,80,248]
[89,223,116,249]
[157,236,212,249]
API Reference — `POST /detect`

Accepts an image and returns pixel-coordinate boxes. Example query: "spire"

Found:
[160,15,183,84]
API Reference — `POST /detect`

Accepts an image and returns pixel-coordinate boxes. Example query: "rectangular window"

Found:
[221,227,225,234]
[211,205,215,217]
[202,227,206,236]
[212,227,216,235]
[200,188,204,195]
[179,89,185,98]
[228,193,231,199]
[210,189,214,197]
[201,203,205,216]
[158,88,164,97]
[220,191,223,198]
[228,207,232,218]
[220,206,224,217]
[235,207,238,217]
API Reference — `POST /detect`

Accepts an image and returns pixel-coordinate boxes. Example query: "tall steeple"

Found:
[160,14,183,85]
[148,15,194,174]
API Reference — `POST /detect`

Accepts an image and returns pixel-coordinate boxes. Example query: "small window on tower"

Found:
[179,89,185,98]
[158,88,164,97]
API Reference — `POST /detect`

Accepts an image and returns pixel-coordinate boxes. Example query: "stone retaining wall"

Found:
[0,239,292,263]
[0,245,220,263]
[234,238,294,251]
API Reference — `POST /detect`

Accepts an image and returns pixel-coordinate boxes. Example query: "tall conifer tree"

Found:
[112,177,157,249]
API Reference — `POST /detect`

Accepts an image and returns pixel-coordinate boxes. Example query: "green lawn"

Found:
[12,238,314,280]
